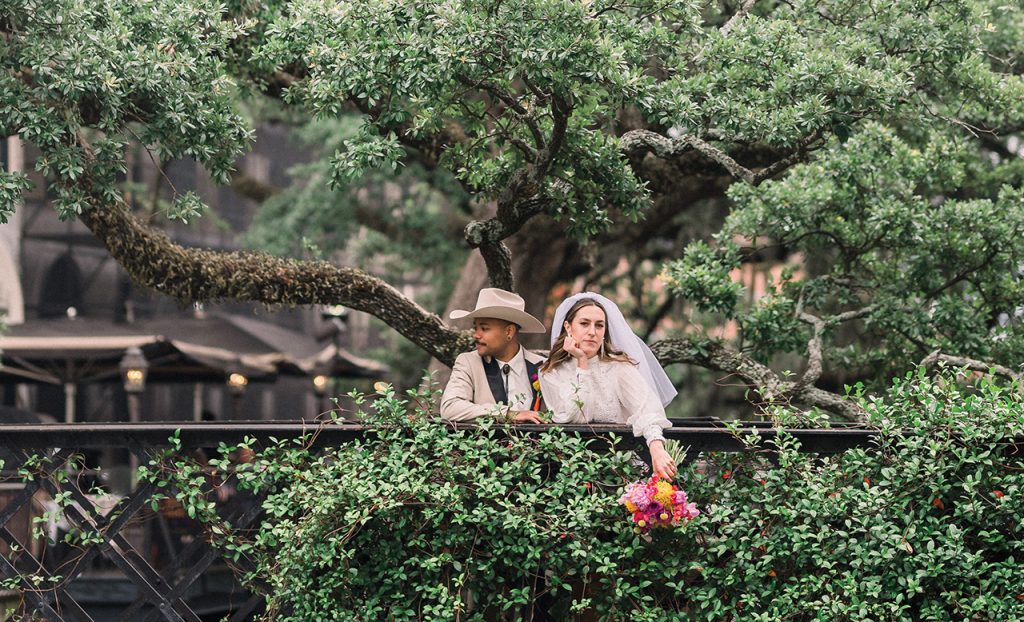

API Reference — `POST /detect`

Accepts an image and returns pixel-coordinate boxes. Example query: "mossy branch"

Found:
[74,135,470,365]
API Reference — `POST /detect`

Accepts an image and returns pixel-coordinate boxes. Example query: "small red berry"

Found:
[994,490,1005,499]
[931,498,944,510]
[723,470,732,480]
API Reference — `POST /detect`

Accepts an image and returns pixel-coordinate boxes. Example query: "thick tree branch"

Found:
[683,134,758,182]
[749,131,825,183]
[650,337,785,394]
[794,305,876,392]
[650,337,867,420]
[81,197,472,364]
[477,241,514,291]
[71,136,471,365]
[619,129,825,185]
[797,386,867,420]
[618,129,692,160]
[463,98,573,290]
[919,350,1023,382]
[796,312,826,392]
[464,193,549,291]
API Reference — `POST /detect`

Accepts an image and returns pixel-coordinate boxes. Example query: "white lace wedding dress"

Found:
[540,356,671,445]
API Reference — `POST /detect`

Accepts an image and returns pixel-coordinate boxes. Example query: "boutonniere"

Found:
[530,373,542,411]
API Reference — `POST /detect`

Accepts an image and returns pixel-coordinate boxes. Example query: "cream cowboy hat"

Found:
[449,288,546,333]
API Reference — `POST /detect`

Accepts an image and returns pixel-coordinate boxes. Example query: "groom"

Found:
[441,288,547,423]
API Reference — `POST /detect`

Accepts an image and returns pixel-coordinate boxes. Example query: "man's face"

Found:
[472,318,515,358]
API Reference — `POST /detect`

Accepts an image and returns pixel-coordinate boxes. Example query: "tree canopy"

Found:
[2,0,1023,418]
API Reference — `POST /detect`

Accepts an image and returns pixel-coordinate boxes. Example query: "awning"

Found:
[0,313,387,385]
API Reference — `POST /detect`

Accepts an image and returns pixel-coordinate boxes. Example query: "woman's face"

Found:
[567,305,607,358]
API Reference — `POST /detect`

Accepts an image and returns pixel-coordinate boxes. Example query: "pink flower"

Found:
[622,483,652,511]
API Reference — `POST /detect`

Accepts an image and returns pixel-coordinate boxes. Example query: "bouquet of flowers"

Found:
[618,474,699,534]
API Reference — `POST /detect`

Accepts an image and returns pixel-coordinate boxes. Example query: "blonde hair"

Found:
[540,298,634,373]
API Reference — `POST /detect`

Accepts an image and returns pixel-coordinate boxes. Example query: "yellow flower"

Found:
[637,519,646,528]
[654,481,674,507]
[624,501,637,513]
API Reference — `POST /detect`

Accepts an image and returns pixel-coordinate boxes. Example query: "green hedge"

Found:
[166,371,1024,621]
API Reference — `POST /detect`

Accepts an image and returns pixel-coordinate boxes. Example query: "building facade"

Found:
[0,129,384,424]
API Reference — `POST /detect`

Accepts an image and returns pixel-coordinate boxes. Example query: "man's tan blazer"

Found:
[440,349,546,422]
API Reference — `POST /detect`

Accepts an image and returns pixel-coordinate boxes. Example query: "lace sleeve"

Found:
[540,364,593,424]
[617,363,671,444]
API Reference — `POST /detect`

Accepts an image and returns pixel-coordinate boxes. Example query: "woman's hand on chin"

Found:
[564,335,588,367]
[649,440,677,480]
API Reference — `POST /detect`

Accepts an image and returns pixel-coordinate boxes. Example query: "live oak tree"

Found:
[3,0,1023,419]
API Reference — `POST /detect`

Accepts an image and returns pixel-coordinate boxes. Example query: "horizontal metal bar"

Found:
[0,422,366,448]
[0,421,883,453]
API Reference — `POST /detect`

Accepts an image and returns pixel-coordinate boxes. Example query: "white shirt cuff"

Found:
[644,427,665,445]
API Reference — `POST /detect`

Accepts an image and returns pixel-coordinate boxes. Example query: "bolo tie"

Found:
[502,364,512,404]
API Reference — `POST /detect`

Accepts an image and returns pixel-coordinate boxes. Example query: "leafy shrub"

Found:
[164,372,1024,621]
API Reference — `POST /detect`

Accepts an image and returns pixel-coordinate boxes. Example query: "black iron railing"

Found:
[0,421,878,621]
[0,419,879,451]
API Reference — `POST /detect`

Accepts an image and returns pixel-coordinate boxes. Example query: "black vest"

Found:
[482,355,539,406]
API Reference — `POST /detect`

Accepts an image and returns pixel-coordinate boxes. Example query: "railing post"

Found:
[63,382,76,423]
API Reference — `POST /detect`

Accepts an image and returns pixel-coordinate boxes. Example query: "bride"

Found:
[539,292,678,479]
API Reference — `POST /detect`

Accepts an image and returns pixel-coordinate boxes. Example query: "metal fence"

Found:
[0,421,878,621]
